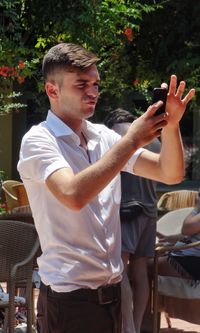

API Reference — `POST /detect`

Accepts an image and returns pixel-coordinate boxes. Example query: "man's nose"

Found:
[86,86,99,97]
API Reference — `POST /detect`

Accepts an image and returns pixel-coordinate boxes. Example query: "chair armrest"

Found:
[155,240,200,255]
[7,237,40,317]
[10,238,40,279]
[2,186,18,201]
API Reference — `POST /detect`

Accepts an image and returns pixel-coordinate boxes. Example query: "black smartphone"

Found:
[152,87,168,115]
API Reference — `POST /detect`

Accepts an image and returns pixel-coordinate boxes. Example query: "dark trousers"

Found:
[37,282,122,333]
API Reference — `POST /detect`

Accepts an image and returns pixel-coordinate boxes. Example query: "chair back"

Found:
[0,220,40,333]
[157,207,194,236]
[0,220,39,283]
[0,211,34,224]
[157,190,197,211]
[1,180,22,212]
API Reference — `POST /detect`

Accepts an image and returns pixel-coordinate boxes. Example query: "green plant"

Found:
[0,1,30,114]
[0,63,27,114]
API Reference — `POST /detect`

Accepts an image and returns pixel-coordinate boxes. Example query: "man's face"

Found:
[46,64,100,121]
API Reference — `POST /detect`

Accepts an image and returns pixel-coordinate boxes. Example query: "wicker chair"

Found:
[12,183,29,207]
[0,220,40,333]
[0,212,34,225]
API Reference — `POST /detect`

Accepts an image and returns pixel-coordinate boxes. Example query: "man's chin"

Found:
[84,105,95,118]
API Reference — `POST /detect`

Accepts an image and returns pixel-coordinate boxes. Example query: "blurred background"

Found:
[0,0,199,189]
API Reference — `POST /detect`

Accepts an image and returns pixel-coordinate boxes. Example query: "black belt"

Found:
[45,282,121,305]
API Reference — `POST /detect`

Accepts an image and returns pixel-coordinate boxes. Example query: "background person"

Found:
[17,42,195,333]
[153,191,200,283]
[104,108,160,333]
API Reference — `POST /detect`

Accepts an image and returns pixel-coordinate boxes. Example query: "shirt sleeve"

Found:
[122,148,145,174]
[17,129,70,182]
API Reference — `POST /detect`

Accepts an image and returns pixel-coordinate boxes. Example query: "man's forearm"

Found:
[159,125,185,184]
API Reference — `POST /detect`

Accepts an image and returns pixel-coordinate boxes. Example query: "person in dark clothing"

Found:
[104,108,160,333]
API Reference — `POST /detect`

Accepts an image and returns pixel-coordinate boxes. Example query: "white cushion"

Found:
[158,275,200,299]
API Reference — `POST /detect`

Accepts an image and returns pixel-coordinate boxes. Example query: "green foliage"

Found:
[22,0,158,107]
[0,0,199,121]
[0,0,159,117]
[0,0,27,113]
[135,0,200,103]
[0,91,26,114]
[1,0,200,181]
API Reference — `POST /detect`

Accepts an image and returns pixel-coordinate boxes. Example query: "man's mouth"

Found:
[84,99,97,106]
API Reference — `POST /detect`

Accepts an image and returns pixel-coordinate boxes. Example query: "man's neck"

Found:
[51,109,84,137]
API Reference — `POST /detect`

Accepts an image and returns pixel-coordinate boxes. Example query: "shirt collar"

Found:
[46,110,101,146]
[46,110,73,137]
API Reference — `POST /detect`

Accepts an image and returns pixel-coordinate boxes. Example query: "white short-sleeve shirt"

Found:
[18,110,144,292]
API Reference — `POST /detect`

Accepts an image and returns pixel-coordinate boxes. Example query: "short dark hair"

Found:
[104,108,136,129]
[42,43,99,80]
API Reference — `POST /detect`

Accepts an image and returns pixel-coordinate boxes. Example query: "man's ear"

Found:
[45,82,59,99]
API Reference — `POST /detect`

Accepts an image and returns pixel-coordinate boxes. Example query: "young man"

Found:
[17,43,195,333]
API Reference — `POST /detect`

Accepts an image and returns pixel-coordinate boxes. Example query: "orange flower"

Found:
[18,60,25,70]
[124,28,133,41]
[0,66,9,77]
[0,66,17,77]
[133,79,139,86]
[17,75,25,84]
[6,67,16,77]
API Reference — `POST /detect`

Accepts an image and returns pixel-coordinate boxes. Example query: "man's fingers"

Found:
[182,88,195,105]
[147,101,168,121]
[176,81,186,99]
[155,119,168,134]
[147,101,163,115]
[168,74,177,95]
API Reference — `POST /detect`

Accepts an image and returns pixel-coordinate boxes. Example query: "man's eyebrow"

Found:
[76,78,100,83]
[76,79,88,83]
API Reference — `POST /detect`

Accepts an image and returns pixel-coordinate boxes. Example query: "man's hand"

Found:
[125,75,195,150]
[156,231,181,244]
[164,74,195,127]
[125,101,168,149]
